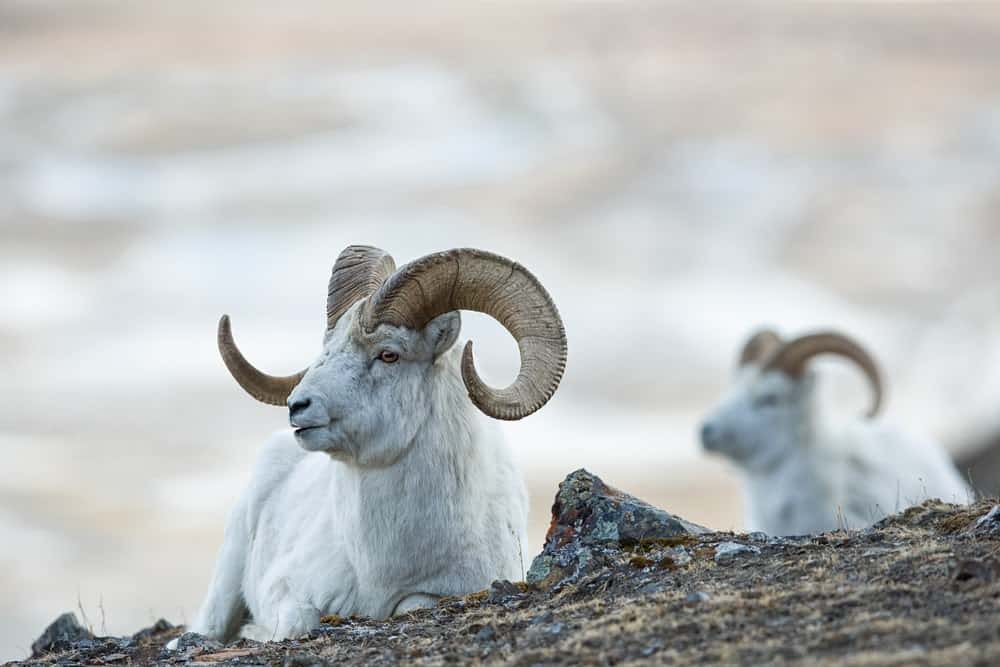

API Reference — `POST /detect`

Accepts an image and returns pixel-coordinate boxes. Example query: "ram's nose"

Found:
[287,392,331,429]
[288,397,312,425]
[700,421,719,450]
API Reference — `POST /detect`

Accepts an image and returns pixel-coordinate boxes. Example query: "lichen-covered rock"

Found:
[527,469,707,587]
[30,612,93,656]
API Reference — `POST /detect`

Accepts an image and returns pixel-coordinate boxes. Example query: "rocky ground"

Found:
[13,470,1000,666]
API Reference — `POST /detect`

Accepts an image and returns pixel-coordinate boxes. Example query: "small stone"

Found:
[488,579,522,603]
[714,542,761,563]
[31,612,93,657]
[131,618,174,642]
[549,622,564,635]
[474,625,497,642]
[686,591,710,603]
[172,631,223,652]
[748,531,768,543]
[973,505,1000,536]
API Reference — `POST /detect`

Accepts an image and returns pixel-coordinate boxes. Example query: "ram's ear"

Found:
[423,311,461,360]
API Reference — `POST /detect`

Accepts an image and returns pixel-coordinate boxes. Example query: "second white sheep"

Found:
[700,328,971,536]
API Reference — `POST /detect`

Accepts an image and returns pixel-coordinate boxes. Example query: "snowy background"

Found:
[2,1,1000,659]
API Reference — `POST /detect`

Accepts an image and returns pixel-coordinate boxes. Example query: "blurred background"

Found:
[3,0,1000,659]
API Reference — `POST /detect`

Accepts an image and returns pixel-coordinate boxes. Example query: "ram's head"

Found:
[217,246,567,465]
[700,328,882,470]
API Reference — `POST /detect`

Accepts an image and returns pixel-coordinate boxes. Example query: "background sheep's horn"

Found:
[327,245,396,332]
[739,328,783,367]
[361,248,567,421]
[764,331,883,418]
[217,315,307,406]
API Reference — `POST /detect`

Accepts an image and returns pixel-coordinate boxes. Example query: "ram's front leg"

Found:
[170,501,250,648]
[239,580,321,642]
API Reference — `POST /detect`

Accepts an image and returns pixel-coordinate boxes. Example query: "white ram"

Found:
[180,246,567,643]
[700,329,971,536]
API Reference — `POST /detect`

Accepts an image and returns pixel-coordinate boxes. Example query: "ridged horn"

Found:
[739,328,783,367]
[360,248,567,421]
[763,331,883,417]
[219,245,396,406]
[327,245,396,331]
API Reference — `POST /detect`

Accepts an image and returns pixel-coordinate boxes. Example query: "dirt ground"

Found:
[17,498,1000,666]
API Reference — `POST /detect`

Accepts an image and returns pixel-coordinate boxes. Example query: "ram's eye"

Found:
[378,350,400,364]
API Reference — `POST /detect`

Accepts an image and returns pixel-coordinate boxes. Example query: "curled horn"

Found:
[361,248,567,421]
[763,331,883,417]
[218,245,396,406]
[739,328,782,367]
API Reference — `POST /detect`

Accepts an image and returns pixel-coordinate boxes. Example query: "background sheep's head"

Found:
[217,245,567,465]
[700,329,882,472]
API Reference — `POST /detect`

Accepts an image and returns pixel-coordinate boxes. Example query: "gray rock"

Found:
[172,631,223,652]
[526,469,707,587]
[714,541,761,563]
[131,618,174,642]
[973,505,1000,536]
[31,612,93,656]
[487,579,522,603]
[474,625,497,642]
[686,591,710,603]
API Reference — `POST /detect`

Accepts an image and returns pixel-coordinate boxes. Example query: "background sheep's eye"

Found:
[755,394,780,408]
[379,350,399,364]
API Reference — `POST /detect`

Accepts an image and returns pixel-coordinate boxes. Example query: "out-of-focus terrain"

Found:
[2,1,1000,660]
